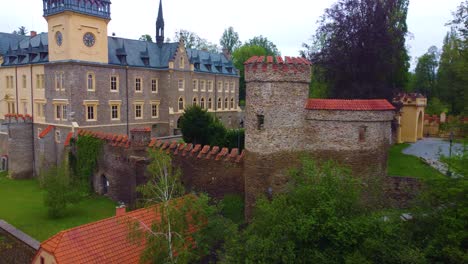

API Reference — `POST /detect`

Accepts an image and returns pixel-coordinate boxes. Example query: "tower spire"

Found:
[156,0,165,46]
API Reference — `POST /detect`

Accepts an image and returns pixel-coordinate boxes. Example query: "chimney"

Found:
[30,31,37,37]
[116,204,126,216]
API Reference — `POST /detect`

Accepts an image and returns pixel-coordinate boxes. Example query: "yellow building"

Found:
[393,93,427,143]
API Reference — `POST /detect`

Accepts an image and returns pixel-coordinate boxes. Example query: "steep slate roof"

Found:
[305,99,395,111]
[36,196,196,264]
[0,33,27,56]
[1,32,238,76]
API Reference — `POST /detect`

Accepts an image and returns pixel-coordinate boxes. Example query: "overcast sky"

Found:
[0,0,462,69]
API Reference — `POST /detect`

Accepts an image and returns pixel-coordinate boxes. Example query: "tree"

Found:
[179,105,227,146]
[175,29,219,53]
[245,35,280,56]
[231,45,268,103]
[12,26,28,36]
[437,29,467,114]
[413,46,439,97]
[303,0,410,101]
[139,34,153,42]
[220,27,241,54]
[41,162,81,218]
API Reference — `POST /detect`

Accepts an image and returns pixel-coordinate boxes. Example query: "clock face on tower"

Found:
[83,32,96,47]
[55,31,63,46]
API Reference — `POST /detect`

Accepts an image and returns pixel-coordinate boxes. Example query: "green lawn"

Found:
[388,144,445,179]
[0,172,116,241]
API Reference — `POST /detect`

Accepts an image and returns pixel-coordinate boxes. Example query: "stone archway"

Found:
[1,156,8,171]
[417,111,423,140]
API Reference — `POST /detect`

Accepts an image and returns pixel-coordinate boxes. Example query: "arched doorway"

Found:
[0,156,8,171]
[101,174,109,195]
[417,111,423,140]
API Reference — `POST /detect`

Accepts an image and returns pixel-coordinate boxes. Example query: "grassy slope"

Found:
[388,144,445,179]
[0,173,116,241]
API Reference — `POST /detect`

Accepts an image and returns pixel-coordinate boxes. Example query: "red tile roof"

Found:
[34,196,196,264]
[305,99,395,111]
[63,132,73,147]
[39,125,55,138]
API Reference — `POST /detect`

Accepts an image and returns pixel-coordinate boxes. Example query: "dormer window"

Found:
[194,63,200,70]
[205,64,212,71]
[215,66,222,72]
[226,67,233,73]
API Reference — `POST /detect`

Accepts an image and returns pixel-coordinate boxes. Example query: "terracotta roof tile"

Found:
[39,125,55,138]
[64,132,74,147]
[305,99,395,111]
[35,196,195,264]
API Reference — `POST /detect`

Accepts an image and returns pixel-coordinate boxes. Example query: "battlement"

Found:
[3,114,33,124]
[244,56,311,83]
[76,130,245,163]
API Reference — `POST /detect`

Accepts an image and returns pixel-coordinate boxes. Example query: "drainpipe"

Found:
[14,66,19,114]
[125,66,129,136]
[30,65,36,177]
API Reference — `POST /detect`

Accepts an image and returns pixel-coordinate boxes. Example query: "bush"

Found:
[41,163,82,218]
[224,129,245,151]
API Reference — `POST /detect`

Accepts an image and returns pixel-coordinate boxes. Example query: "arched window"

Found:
[200,97,205,109]
[224,98,228,109]
[192,97,198,106]
[180,57,185,68]
[87,73,95,91]
[178,97,184,111]
[217,98,222,110]
[230,98,234,109]
[208,98,212,110]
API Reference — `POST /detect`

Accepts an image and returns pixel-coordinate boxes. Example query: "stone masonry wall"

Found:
[7,120,34,179]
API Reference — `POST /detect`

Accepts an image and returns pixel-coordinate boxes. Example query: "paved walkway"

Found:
[403,138,464,160]
[402,137,464,177]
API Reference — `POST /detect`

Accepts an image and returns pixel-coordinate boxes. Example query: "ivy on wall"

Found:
[72,135,104,191]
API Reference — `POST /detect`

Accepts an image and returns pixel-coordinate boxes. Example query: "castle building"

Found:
[0,0,240,176]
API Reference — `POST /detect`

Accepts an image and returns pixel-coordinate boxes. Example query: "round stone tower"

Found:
[244,56,311,154]
[7,120,34,179]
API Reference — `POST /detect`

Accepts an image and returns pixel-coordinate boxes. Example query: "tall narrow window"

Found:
[135,104,143,119]
[151,79,158,93]
[217,98,222,109]
[257,114,265,130]
[178,97,184,111]
[135,77,142,92]
[200,80,206,92]
[22,75,27,89]
[193,79,198,91]
[359,126,367,142]
[200,97,205,109]
[224,97,228,109]
[178,79,185,91]
[230,98,234,109]
[208,98,212,110]
[111,105,120,120]
[230,82,235,93]
[193,97,198,106]
[180,57,185,68]
[217,81,222,92]
[85,105,97,121]
[207,81,213,92]
[110,76,118,91]
[225,82,229,92]
[87,73,95,91]
[151,102,159,118]
[55,72,64,91]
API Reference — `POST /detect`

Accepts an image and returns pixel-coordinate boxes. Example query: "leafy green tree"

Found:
[437,29,467,114]
[139,34,153,42]
[41,163,81,218]
[180,106,218,145]
[414,46,439,97]
[220,27,241,54]
[12,26,28,36]
[303,0,410,100]
[224,129,245,151]
[245,35,280,56]
[175,29,219,53]
[426,97,449,115]
[232,45,268,103]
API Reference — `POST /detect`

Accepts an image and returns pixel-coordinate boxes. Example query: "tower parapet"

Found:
[43,0,111,20]
[244,56,311,83]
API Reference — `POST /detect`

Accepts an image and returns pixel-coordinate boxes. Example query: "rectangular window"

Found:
[225,82,229,92]
[135,104,143,119]
[135,77,142,92]
[151,103,159,118]
[151,79,158,93]
[111,104,120,120]
[230,82,235,93]
[85,104,97,121]
[55,72,64,91]
[193,79,198,91]
[178,79,185,91]
[217,81,222,92]
[22,75,27,89]
[207,81,213,92]
[35,102,45,118]
[22,102,28,114]
[6,76,14,89]
[7,102,15,114]
[110,75,118,91]
[257,114,265,130]
[54,104,68,121]
[200,80,206,92]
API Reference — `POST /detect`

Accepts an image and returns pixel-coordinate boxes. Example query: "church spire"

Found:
[156,0,165,46]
